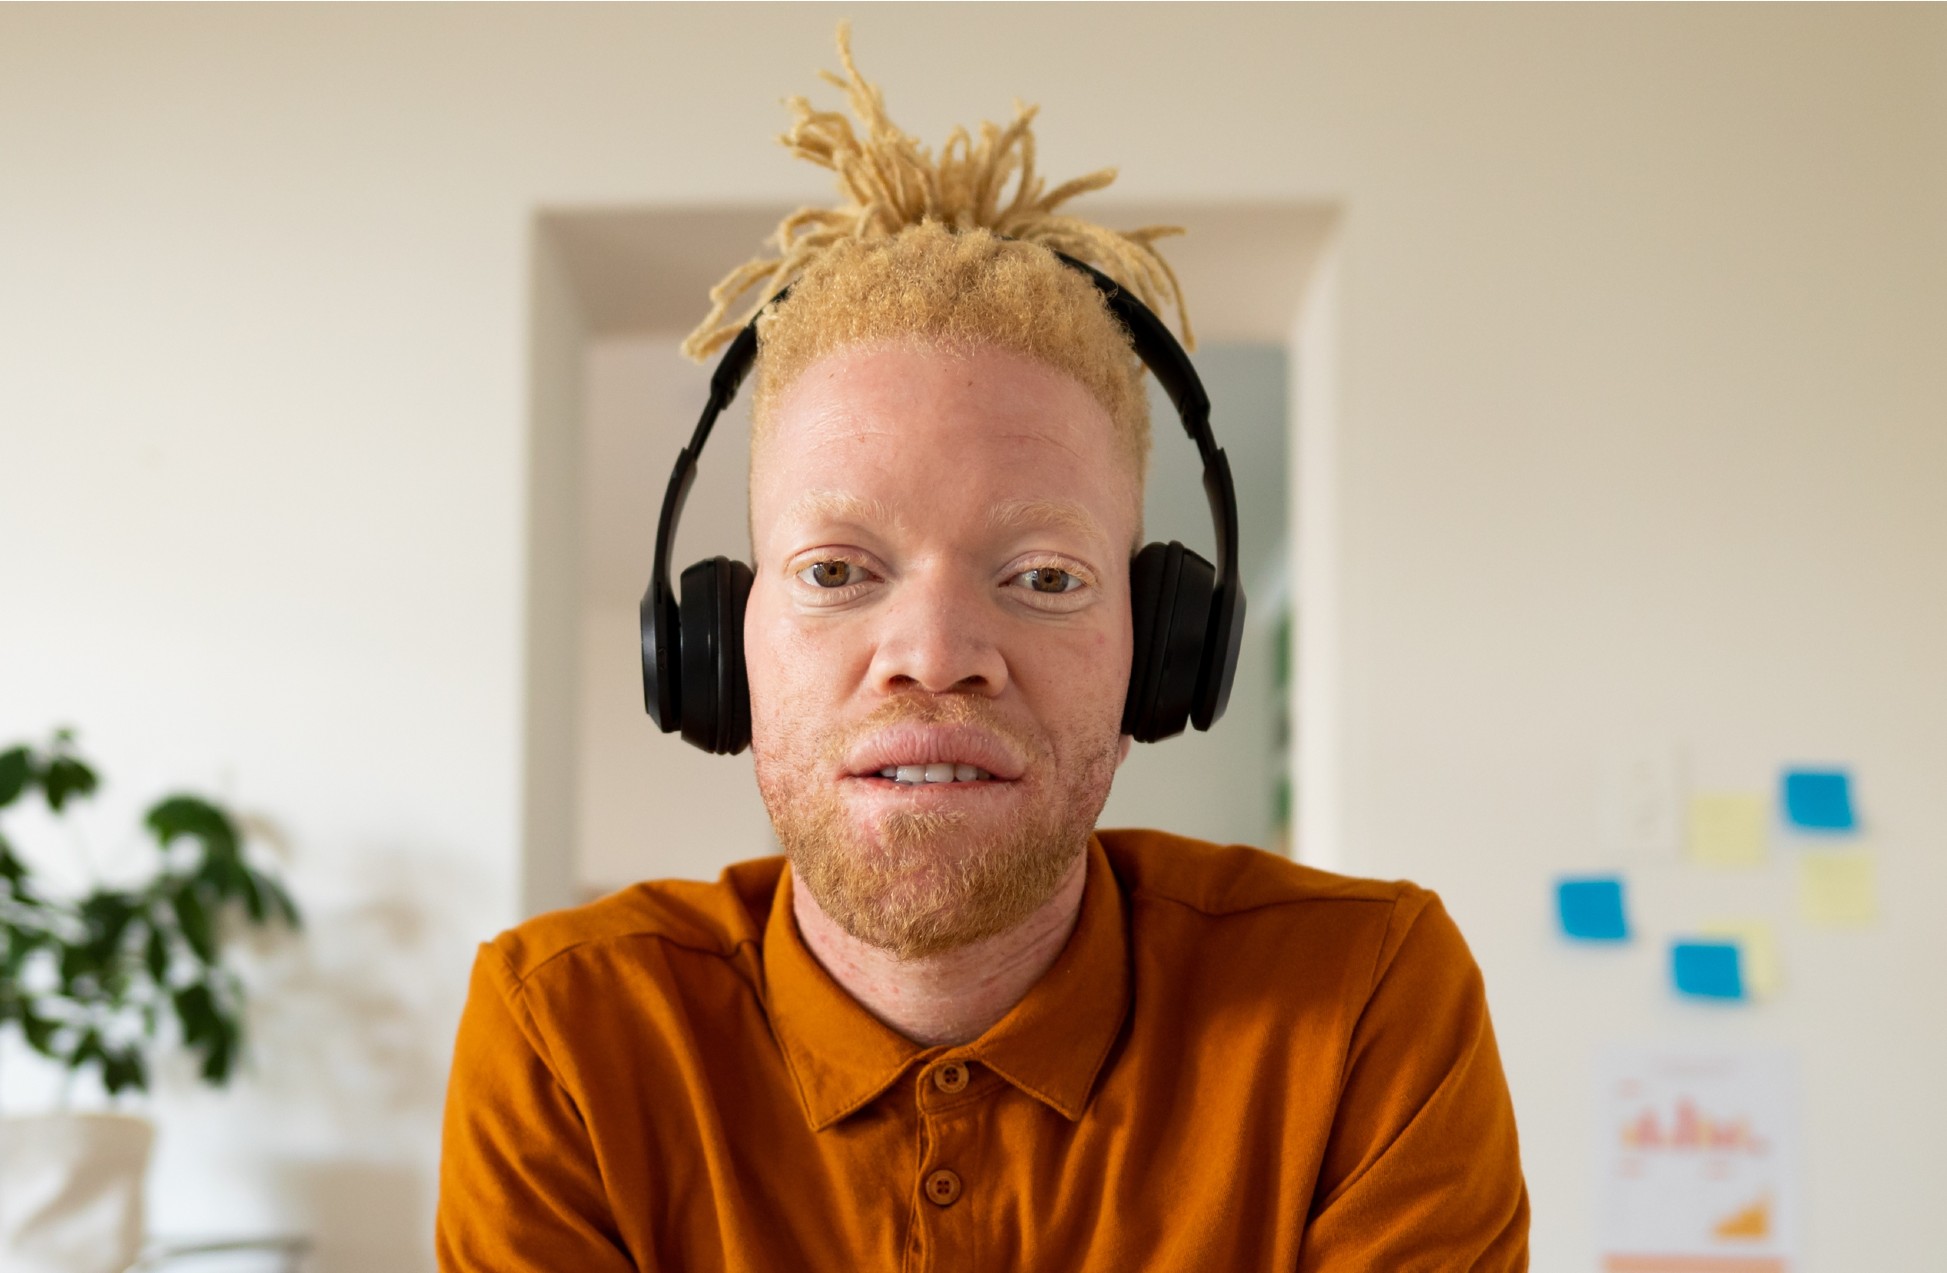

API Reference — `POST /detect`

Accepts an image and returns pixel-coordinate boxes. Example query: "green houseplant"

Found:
[0,729,302,1271]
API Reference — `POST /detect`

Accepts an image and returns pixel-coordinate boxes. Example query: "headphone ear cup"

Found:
[1122,541,1215,743]
[678,559,720,754]
[678,557,754,755]
[1191,577,1244,732]
[641,581,682,732]
[1123,543,1170,738]
[716,559,754,755]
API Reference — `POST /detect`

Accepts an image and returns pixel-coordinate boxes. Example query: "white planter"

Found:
[0,1112,153,1273]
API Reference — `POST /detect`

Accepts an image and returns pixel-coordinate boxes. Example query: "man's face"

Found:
[745,340,1139,961]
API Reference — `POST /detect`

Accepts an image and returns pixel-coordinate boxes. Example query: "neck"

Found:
[790,850,1089,1048]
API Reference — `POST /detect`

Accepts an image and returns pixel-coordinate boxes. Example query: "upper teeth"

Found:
[879,764,992,784]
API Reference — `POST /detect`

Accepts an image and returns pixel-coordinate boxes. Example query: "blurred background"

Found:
[2,4,1942,1270]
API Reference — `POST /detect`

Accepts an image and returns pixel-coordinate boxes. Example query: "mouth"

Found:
[841,722,1030,788]
[868,763,998,786]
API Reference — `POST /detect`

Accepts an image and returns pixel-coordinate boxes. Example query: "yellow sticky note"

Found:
[1799,849,1877,927]
[1699,919,1782,997]
[1687,793,1767,867]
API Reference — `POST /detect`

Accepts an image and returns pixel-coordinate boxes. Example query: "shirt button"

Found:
[925,1168,963,1207]
[933,1062,969,1094]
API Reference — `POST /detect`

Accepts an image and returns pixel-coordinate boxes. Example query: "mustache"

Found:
[818,694,1042,769]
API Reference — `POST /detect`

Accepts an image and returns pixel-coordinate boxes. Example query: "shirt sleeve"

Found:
[1296,891,1531,1271]
[436,942,642,1272]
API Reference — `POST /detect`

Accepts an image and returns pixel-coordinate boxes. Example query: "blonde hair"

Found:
[683,23,1194,476]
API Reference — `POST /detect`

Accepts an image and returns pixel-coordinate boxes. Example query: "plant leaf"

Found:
[67,1027,105,1074]
[172,981,218,1048]
[235,867,267,923]
[40,755,99,812]
[146,795,240,862]
[20,1006,61,1057]
[0,746,31,808]
[171,887,218,964]
[80,890,138,950]
[0,834,30,894]
[144,922,170,983]
[58,941,94,992]
[200,1013,238,1084]
[4,925,45,976]
[197,846,249,901]
[257,874,303,929]
[101,1045,150,1096]
[172,980,239,1085]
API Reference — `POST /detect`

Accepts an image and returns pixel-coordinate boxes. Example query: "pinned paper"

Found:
[1671,941,1746,1000]
[1557,876,1630,941]
[1798,849,1876,927]
[1598,1046,1800,1265]
[1782,768,1856,833]
[1699,919,1781,998]
[1686,794,1767,867]
[1600,746,1683,859]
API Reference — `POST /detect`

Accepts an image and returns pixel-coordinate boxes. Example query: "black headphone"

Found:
[641,250,1245,755]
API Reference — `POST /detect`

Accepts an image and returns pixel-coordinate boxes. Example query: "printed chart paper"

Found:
[1597,1046,1798,1272]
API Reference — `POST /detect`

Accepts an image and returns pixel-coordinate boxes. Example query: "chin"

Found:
[784,806,1085,962]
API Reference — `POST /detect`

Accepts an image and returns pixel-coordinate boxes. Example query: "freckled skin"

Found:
[745,340,1138,1026]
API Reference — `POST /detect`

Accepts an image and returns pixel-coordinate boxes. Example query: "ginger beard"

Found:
[755,693,1121,962]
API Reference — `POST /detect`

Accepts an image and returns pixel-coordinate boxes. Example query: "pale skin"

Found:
[744,340,1140,1047]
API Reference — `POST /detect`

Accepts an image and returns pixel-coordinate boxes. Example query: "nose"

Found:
[864,563,1009,698]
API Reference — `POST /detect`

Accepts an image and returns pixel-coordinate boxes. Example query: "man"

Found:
[438,28,1528,1271]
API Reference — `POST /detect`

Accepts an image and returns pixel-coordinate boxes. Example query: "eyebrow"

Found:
[779,489,910,534]
[773,490,1108,551]
[986,498,1108,547]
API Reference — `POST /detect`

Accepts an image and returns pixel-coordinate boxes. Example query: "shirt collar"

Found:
[762,833,1130,1132]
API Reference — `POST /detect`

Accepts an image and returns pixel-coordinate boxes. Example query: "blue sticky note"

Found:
[1557,877,1629,941]
[1783,768,1855,832]
[1671,941,1746,999]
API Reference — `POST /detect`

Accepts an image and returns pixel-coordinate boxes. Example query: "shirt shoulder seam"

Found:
[1125,885,1408,921]
[501,928,759,990]
[478,942,574,1098]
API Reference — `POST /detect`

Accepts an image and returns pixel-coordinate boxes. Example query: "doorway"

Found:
[523,202,1340,909]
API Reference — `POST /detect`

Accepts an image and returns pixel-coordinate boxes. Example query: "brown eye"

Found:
[799,560,857,589]
[1021,567,1079,594]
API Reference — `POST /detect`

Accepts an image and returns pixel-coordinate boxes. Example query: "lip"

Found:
[841,723,1029,782]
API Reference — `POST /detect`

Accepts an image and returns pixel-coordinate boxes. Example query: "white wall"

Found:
[3,6,1942,1270]
[574,339,777,892]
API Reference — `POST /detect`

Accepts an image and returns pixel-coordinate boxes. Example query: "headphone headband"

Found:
[1044,253,1240,629]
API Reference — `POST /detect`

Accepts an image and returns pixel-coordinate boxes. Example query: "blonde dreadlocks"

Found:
[685,23,1195,477]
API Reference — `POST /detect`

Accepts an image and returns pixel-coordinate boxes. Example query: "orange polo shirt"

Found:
[437,829,1529,1270]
